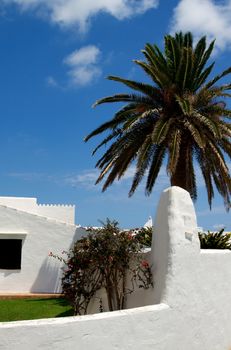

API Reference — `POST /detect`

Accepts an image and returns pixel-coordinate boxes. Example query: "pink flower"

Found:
[127,232,133,240]
[48,251,53,257]
[141,260,149,268]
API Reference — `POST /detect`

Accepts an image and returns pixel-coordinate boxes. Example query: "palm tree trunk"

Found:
[170,140,188,191]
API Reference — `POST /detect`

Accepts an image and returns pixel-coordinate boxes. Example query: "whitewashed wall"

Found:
[0,197,75,224]
[0,187,231,350]
[0,205,86,293]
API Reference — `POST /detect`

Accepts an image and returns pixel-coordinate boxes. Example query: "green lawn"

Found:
[0,298,74,322]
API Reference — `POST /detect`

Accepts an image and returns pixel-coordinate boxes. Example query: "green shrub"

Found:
[134,226,152,247]
[199,229,231,250]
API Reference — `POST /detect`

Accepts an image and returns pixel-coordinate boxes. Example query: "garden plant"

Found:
[199,228,231,249]
[50,219,153,315]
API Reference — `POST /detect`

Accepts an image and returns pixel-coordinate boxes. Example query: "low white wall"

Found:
[0,187,231,350]
[0,205,86,293]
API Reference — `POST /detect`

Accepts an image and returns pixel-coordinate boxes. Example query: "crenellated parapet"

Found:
[37,203,75,224]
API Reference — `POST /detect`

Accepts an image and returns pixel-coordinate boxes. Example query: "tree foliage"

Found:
[85,32,231,210]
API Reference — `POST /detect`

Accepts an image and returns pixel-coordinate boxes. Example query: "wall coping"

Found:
[0,303,169,328]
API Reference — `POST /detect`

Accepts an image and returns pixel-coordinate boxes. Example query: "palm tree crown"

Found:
[85,32,231,210]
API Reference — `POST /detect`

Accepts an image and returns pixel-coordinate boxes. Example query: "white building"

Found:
[0,196,86,294]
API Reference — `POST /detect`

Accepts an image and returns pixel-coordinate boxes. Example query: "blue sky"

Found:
[0,0,230,230]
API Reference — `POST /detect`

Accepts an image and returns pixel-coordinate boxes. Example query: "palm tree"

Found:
[85,32,231,209]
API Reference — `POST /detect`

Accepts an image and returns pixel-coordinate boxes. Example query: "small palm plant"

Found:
[85,32,231,209]
[199,229,231,249]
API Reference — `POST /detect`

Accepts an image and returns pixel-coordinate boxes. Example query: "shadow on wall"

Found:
[2,270,21,278]
[30,228,87,294]
[71,227,87,247]
[30,257,61,293]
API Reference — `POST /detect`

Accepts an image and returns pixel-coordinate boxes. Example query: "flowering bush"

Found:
[50,219,153,315]
[134,226,152,247]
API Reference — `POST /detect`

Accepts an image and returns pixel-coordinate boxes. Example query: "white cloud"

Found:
[63,163,169,195]
[46,76,59,88]
[118,165,136,180]
[213,223,225,230]
[64,166,136,190]
[8,172,55,182]
[3,0,159,31]
[65,170,99,189]
[64,46,100,66]
[171,0,231,51]
[64,45,102,86]
[197,205,227,217]
[67,65,101,86]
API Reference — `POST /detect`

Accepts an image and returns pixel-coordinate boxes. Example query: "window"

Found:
[0,239,22,269]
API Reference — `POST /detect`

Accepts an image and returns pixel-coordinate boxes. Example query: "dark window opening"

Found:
[0,239,22,269]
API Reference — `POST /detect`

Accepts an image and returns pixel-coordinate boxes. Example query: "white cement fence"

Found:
[0,187,231,350]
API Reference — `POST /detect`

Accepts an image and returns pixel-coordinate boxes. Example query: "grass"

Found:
[0,298,74,322]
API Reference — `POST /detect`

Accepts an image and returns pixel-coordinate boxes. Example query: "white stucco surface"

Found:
[0,187,231,350]
[0,205,86,293]
[0,196,75,224]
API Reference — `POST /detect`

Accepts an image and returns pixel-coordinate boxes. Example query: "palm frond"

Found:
[191,112,221,139]
[167,129,181,175]
[151,118,171,144]
[93,93,155,107]
[195,149,214,208]
[183,119,205,149]
[185,148,197,200]
[205,67,231,89]
[107,75,162,102]
[92,129,122,155]
[146,146,166,195]
[129,140,155,196]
